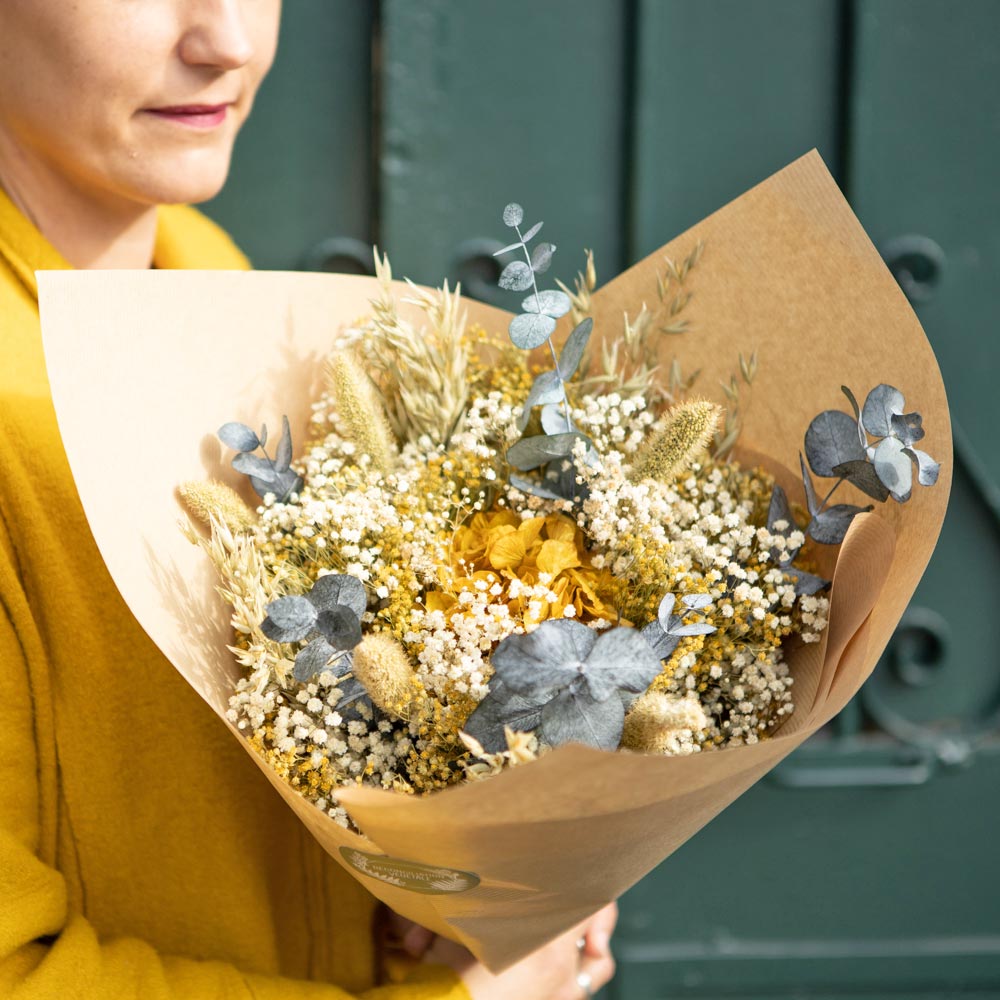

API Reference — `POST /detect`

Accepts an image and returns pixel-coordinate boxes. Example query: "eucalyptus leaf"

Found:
[767,484,796,535]
[519,371,565,430]
[670,622,717,637]
[783,567,830,596]
[502,203,523,227]
[537,617,598,661]
[583,627,664,699]
[249,475,274,497]
[251,467,302,503]
[541,686,624,750]
[272,469,303,502]
[275,414,294,470]
[508,311,557,349]
[904,447,940,487]
[508,471,567,502]
[521,220,543,243]
[841,385,861,422]
[316,606,363,651]
[640,621,680,661]
[531,242,556,274]
[232,451,278,483]
[656,593,676,632]
[332,674,370,712]
[872,436,913,501]
[507,432,586,471]
[492,240,523,257]
[890,411,924,446]
[218,421,260,453]
[521,289,571,319]
[841,384,868,447]
[461,690,544,753]
[808,502,871,545]
[293,638,336,682]
[261,595,317,642]
[491,618,596,698]
[862,384,905,437]
[258,423,268,448]
[552,460,586,503]
[799,453,821,516]
[499,261,534,292]
[681,593,713,610]
[540,403,574,436]
[557,318,593,381]
[310,573,367,618]
[831,458,891,502]
[805,409,866,478]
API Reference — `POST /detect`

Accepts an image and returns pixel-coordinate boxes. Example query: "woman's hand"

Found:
[384,903,618,999]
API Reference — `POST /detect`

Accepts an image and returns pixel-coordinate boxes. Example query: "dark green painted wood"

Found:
[203,0,373,270]
[379,0,629,299]
[842,0,1000,814]
[848,0,1000,483]
[610,750,999,997]
[629,0,844,261]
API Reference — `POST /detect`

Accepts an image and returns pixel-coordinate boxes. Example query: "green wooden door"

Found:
[204,2,1000,996]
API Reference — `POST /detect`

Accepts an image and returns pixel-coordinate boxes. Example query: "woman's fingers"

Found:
[401,921,436,958]
[381,907,438,959]
[579,948,616,995]
[582,901,618,960]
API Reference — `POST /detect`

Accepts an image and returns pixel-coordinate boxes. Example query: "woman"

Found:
[0,2,617,998]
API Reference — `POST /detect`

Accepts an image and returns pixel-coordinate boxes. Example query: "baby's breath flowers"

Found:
[181,203,945,829]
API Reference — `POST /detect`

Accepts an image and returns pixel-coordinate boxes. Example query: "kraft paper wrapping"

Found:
[38,151,950,971]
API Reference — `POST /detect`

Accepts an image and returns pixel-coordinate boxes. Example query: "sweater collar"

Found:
[0,183,70,301]
[0,184,183,302]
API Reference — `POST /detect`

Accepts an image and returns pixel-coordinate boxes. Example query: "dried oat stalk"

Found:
[713,350,758,460]
[359,249,469,447]
[580,241,704,402]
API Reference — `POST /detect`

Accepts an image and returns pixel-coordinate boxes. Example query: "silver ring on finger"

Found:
[576,969,593,998]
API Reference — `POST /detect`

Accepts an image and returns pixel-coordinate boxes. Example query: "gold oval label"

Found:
[340,847,480,895]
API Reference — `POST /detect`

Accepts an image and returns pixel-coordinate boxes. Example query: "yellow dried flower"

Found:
[621,691,707,754]
[428,508,618,628]
[631,400,722,483]
[351,633,416,719]
[178,479,256,534]
[328,352,397,476]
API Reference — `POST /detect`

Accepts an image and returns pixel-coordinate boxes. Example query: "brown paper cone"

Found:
[38,150,950,970]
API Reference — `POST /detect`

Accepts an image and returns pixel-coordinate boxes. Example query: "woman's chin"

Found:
[127,151,234,207]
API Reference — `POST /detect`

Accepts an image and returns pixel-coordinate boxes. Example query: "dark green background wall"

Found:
[205,2,1000,997]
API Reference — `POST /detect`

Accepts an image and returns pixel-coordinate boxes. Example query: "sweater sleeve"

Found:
[0,528,470,1000]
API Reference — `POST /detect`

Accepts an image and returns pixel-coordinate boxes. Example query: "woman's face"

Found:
[0,0,281,206]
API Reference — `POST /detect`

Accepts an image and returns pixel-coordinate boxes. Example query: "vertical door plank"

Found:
[630,0,842,260]
[204,0,374,270]
[849,0,1000,481]
[380,0,629,298]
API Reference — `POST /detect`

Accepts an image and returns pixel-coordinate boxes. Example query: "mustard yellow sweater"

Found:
[0,187,470,1000]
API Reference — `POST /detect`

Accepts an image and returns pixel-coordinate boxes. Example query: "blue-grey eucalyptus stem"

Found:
[514,222,573,433]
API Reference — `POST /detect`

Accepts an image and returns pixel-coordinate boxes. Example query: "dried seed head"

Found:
[328,352,398,476]
[631,400,722,483]
[350,633,415,719]
[621,691,707,754]
[179,479,257,534]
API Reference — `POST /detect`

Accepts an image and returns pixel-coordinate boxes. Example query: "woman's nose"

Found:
[178,0,254,70]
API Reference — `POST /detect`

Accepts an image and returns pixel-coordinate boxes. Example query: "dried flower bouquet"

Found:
[39,152,951,970]
[186,199,940,828]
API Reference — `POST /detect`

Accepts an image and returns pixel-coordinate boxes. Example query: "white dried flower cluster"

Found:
[566,391,655,453]
[215,370,831,821]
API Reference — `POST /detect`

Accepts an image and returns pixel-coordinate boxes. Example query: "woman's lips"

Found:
[144,104,230,128]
